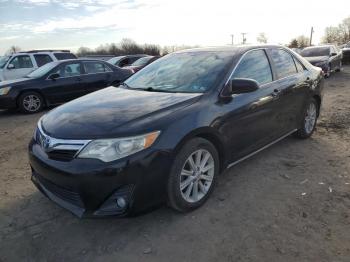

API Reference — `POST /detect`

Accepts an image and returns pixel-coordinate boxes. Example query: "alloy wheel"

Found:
[304,102,317,134]
[180,149,215,203]
[23,95,41,112]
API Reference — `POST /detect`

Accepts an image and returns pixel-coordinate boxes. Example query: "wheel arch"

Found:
[16,89,47,107]
[173,127,227,173]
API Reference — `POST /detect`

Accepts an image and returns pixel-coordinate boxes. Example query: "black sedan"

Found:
[0,59,132,113]
[123,56,160,73]
[300,45,342,77]
[28,45,324,217]
[107,54,148,67]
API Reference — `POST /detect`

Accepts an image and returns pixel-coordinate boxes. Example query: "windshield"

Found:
[131,56,153,66]
[301,47,330,57]
[0,56,10,69]
[107,56,124,65]
[346,43,350,48]
[123,52,233,93]
[27,61,58,78]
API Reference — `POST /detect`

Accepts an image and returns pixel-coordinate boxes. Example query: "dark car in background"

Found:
[300,45,342,77]
[107,54,148,67]
[342,42,350,64]
[0,59,132,113]
[123,56,160,73]
[28,45,323,218]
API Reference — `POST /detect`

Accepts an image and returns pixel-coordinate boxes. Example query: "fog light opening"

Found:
[116,197,127,209]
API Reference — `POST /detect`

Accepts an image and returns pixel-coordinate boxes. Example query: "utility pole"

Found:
[231,34,234,45]
[241,33,247,44]
[309,27,314,46]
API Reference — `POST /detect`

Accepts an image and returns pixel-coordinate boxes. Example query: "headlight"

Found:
[0,86,11,95]
[77,131,160,162]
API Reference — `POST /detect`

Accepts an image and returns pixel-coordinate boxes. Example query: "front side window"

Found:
[83,61,111,74]
[9,55,33,69]
[124,51,233,93]
[54,63,81,77]
[232,49,272,85]
[34,54,53,67]
[270,49,297,79]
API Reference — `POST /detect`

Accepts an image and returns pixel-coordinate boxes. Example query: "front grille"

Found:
[34,123,90,162]
[34,172,84,208]
[47,149,78,161]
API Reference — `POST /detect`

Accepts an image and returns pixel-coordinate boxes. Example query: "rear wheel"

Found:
[167,138,219,212]
[18,91,44,114]
[294,98,318,139]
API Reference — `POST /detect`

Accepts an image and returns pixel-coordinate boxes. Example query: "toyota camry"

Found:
[28,45,324,217]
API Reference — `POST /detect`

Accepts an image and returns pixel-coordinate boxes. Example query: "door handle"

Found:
[76,77,82,82]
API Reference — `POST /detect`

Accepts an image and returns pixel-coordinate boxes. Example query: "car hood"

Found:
[303,56,329,64]
[41,87,201,139]
[0,77,32,87]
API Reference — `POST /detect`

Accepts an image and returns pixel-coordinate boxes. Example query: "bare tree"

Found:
[296,35,310,48]
[288,39,299,48]
[6,45,21,55]
[257,33,268,44]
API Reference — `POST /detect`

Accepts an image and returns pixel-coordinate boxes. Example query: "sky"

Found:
[0,0,349,54]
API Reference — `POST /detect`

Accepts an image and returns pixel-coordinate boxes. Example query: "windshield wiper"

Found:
[142,87,177,93]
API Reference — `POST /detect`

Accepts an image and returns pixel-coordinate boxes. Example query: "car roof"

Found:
[175,44,289,55]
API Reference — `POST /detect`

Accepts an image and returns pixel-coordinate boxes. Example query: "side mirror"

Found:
[330,52,337,56]
[7,64,15,69]
[48,73,60,80]
[223,78,259,96]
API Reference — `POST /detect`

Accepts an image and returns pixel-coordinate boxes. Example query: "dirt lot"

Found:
[1,67,350,262]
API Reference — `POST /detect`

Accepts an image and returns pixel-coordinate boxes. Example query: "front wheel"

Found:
[18,91,44,114]
[294,98,318,139]
[167,138,219,212]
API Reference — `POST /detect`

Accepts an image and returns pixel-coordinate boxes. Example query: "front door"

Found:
[44,62,85,104]
[3,55,35,80]
[220,49,282,162]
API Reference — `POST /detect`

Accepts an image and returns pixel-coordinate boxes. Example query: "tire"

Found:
[167,137,220,212]
[335,61,342,72]
[294,98,318,139]
[325,64,331,78]
[18,91,44,114]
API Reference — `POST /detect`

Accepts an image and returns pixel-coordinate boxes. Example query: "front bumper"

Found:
[0,95,16,109]
[28,139,173,218]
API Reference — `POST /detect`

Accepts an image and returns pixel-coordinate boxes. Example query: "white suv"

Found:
[0,50,77,81]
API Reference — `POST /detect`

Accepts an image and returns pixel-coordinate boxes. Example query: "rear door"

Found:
[81,61,113,94]
[222,49,282,161]
[267,48,308,133]
[44,61,85,104]
[3,55,35,80]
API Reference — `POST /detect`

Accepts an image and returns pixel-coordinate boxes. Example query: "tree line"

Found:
[5,16,350,55]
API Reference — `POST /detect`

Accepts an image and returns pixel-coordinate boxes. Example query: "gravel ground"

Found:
[0,67,350,262]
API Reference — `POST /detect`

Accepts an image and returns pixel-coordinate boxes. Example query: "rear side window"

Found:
[83,61,112,74]
[54,53,77,60]
[270,49,297,79]
[34,54,53,67]
[232,49,272,85]
[9,55,33,69]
